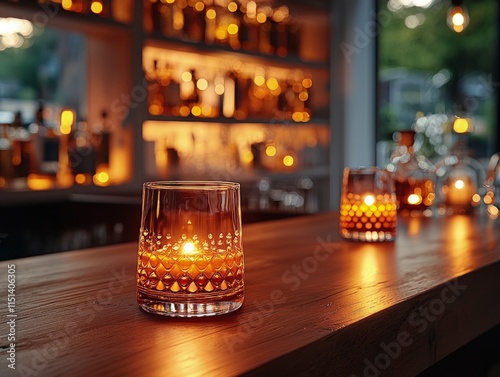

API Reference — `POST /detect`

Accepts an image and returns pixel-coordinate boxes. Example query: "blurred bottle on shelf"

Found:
[92,110,113,172]
[144,0,303,58]
[69,119,97,184]
[485,152,500,218]
[10,111,32,179]
[0,124,14,188]
[182,0,206,42]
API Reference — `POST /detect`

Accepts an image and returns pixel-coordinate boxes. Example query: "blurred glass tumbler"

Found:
[340,167,397,242]
[137,181,245,317]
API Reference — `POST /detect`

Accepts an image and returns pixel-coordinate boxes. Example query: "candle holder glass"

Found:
[484,152,499,218]
[387,130,436,217]
[339,167,397,242]
[435,143,485,215]
[137,181,244,317]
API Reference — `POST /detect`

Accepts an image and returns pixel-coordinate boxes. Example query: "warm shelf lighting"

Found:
[447,0,469,33]
[60,108,75,135]
[452,116,473,133]
[90,1,104,15]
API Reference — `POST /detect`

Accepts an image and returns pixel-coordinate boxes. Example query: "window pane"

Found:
[377,0,498,165]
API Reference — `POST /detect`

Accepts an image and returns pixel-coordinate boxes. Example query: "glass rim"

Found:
[143,181,240,190]
[344,166,383,175]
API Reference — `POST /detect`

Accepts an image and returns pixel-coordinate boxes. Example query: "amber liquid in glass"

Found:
[136,230,244,316]
[395,178,435,216]
[339,193,397,242]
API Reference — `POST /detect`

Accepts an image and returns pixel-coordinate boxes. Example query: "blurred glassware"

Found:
[435,139,485,215]
[485,152,500,219]
[387,130,436,217]
[339,166,397,242]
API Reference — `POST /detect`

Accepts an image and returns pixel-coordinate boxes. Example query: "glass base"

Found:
[137,287,244,317]
[341,230,396,242]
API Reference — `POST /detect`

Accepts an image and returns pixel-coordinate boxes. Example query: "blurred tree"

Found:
[379,0,496,75]
[378,0,498,158]
[0,27,58,100]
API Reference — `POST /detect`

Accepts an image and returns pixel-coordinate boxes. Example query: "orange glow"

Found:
[90,1,103,14]
[194,1,204,11]
[196,78,208,90]
[453,118,471,133]
[254,75,265,86]
[27,174,53,190]
[298,91,309,102]
[283,155,294,167]
[228,2,238,12]
[60,109,74,135]
[93,171,110,186]
[215,26,228,40]
[214,83,225,95]
[227,24,239,35]
[265,145,276,157]
[242,150,254,164]
[292,112,304,122]
[452,12,465,26]
[256,13,267,23]
[487,205,499,219]
[407,194,422,205]
[454,179,465,190]
[206,9,216,19]
[182,241,198,255]
[62,0,73,10]
[181,71,192,82]
[302,78,312,88]
[363,194,375,206]
[179,106,190,117]
[266,77,279,91]
[75,173,87,184]
[447,6,469,33]
[191,106,202,117]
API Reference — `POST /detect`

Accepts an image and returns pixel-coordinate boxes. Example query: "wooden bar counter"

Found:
[1,211,500,376]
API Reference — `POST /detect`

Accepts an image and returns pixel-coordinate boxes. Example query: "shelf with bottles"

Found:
[3,0,134,29]
[143,45,329,123]
[143,0,329,66]
[0,105,134,192]
[142,120,329,181]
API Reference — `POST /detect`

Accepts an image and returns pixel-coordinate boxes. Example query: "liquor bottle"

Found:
[222,70,236,118]
[257,5,273,54]
[38,105,60,175]
[387,130,436,217]
[180,69,199,109]
[226,1,241,50]
[287,18,302,57]
[150,0,163,34]
[0,124,14,186]
[273,5,290,57]
[158,62,181,115]
[10,111,32,178]
[158,0,176,37]
[240,1,259,51]
[204,3,217,45]
[92,110,113,171]
[182,0,205,42]
[68,119,96,183]
[147,59,165,115]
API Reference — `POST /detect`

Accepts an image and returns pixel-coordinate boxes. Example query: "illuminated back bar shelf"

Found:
[0,0,332,212]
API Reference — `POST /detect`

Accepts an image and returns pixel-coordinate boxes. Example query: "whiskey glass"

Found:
[339,167,397,242]
[137,181,244,317]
